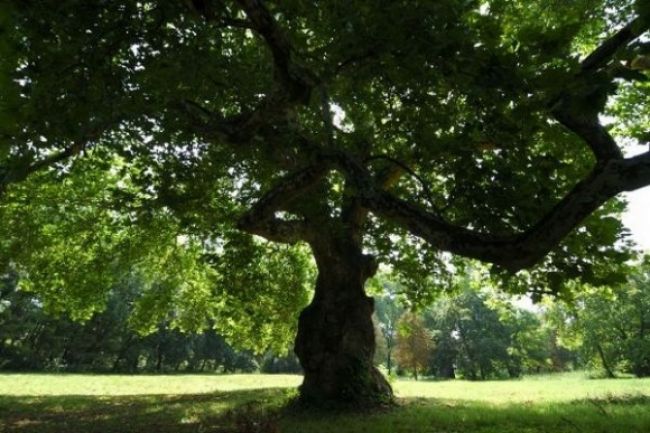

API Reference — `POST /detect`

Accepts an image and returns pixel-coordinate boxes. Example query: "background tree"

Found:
[0,263,269,373]
[485,291,556,376]
[422,272,566,379]
[1,0,649,406]
[425,296,460,379]
[395,313,434,380]
[427,286,517,380]
[549,257,650,377]
[372,278,405,375]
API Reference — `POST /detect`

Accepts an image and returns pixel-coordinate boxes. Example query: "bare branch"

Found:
[365,154,444,217]
[221,17,254,29]
[331,49,378,78]
[178,97,294,145]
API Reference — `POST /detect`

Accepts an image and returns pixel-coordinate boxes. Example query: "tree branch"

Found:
[365,154,444,217]
[179,1,319,156]
[359,153,650,271]
[236,143,650,267]
[237,163,328,243]
[304,149,649,272]
[0,143,85,198]
[552,111,623,161]
[581,16,649,72]
[550,15,649,162]
[340,157,405,237]
[235,0,317,101]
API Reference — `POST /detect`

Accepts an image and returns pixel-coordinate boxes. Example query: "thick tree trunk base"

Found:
[292,231,394,408]
[294,270,393,408]
[297,368,393,409]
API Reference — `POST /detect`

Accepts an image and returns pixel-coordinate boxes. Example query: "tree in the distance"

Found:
[1,0,650,406]
[372,279,405,376]
[395,313,434,380]
[549,257,650,377]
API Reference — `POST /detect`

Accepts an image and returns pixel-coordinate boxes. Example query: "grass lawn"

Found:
[1,372,649,432]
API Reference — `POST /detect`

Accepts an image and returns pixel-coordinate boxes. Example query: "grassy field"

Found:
[1,372,649,433]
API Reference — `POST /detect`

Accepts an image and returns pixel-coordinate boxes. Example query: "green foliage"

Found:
[425,284,532,380]
[548,256,650,377]
[0,270,268,373]
[371,270,567,380]
[0,155,314,353]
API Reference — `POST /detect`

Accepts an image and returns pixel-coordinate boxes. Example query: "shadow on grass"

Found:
[0,388,292,433]
[1,389,650,433]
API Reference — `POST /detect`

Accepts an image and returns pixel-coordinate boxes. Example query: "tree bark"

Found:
[294,233,393,406]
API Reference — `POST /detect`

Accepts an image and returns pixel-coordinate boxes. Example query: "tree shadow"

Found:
[0,388,290,433]
[1,389,649,433]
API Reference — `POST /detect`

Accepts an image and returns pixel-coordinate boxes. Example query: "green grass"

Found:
[1,372,649,433]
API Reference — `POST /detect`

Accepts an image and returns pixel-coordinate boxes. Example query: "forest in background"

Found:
[2,256,648,380]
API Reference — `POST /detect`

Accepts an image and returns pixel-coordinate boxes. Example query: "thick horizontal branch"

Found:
[362,154,650,271]
[237,163,328,243]
[235,143,650,268]
[311,150,650,272]
[617,150,650,191]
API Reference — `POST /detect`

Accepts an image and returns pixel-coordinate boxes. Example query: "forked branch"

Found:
[265,150,650,272]
[552,15,650,162]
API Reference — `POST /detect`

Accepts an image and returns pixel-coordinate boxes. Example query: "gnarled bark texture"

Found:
[294,234,393,406]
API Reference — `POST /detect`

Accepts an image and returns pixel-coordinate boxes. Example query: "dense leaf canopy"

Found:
[0,0,649,351]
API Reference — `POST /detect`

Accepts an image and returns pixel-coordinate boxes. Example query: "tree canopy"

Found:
[1,0,649,405]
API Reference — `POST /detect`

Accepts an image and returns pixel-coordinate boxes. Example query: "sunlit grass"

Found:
[395,372,650,403]
[1,372,649,433]
[0,373,302,396]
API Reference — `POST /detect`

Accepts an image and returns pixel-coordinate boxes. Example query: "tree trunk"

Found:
[595,343,615,378]
[156,343,163,372]
[439,362,455,379]
[294,234,393,407]
[386,346,393,376]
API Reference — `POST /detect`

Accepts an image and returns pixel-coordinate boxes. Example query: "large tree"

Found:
[1,0,650,406]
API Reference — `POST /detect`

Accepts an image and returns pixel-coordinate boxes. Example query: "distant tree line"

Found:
[374,280,572,380]
[1,258,648,379]
[0,270,300,373]
[373,258,650,380]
